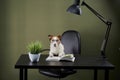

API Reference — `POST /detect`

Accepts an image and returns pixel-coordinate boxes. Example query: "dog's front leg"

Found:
[59,52,65,57]
[49,51,54,57]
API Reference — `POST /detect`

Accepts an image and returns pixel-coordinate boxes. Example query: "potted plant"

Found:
[27,41,42,62]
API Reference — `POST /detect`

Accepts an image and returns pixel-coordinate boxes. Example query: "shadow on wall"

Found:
[108,0,120,21]
[108,0,120,80]
[0,0,10,79]
[0,1,10,59]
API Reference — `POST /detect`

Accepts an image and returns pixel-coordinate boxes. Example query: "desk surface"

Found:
[15,54,114,69]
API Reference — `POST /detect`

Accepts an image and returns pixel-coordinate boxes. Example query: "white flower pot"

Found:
[28,52,41,62]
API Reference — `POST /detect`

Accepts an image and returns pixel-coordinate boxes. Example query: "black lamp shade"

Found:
[67,4,82,15]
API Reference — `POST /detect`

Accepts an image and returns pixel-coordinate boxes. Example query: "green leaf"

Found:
[26,41,42,54]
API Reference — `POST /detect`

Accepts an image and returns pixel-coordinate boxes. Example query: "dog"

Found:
[48,35,65,57]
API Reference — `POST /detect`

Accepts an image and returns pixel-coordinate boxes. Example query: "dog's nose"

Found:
[54,44,56,47]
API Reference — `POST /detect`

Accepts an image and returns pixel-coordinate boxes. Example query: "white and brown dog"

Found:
[48,35,65,57]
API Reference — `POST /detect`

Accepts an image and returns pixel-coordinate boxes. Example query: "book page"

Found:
[60,54,75,62]
[46,56,61,61]
[46,54,75,62]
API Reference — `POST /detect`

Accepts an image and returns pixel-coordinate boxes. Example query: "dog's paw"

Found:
[49,54,54,57]
[59,53,65,57]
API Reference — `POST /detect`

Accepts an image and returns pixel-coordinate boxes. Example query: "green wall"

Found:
[0,0,120,80]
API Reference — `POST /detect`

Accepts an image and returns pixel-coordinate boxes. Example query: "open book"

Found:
[46,54,75,62]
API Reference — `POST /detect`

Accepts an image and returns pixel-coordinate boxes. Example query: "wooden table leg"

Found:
[94,69,98,80]
[20,68,27,80]
[20,68,23,80]
[24,68,27,80]
[105,69,109,80]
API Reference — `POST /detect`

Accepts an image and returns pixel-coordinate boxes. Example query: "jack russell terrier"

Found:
[48,35,65,57]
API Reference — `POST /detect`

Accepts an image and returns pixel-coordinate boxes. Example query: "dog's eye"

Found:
[52,40,55,42]
[56,40,59,42]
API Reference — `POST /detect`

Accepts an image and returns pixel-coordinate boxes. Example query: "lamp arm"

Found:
[81,1,111,25]
[81,1,112,58]
[101,24,111,58]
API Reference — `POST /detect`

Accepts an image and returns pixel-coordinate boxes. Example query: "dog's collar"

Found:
[53,53,59,56]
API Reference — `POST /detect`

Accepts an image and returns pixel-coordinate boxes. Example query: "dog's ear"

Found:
[48,35,53,40]
[57,35,61,40]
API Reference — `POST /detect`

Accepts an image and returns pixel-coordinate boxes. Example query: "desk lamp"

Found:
[67,0,112,58]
